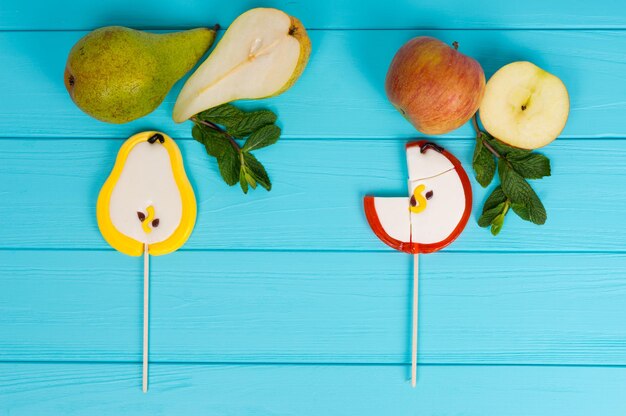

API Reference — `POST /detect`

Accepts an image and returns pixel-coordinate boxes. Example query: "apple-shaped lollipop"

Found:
[363,140,472,387]
[365,141,472,253]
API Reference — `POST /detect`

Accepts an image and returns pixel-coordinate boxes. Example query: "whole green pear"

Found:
[64,26,217,123]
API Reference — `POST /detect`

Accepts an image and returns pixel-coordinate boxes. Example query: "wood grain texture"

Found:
[2,250,625,365]
[1,30,626,139]
[0,138,624,251]
[1,2,626,410]
[1,0,625,30]
[1,362,626,416]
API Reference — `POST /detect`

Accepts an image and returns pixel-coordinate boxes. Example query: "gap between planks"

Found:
[3,360,626,369]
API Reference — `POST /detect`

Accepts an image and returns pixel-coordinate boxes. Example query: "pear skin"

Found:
[65,26,217,124]
[271,16,311,96]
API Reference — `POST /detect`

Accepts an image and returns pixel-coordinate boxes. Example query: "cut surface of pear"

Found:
[479,61,569,149]
[173,8,311,122]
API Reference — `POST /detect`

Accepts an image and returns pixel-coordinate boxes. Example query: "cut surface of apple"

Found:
[479,61,569,149]
[364,141,472,254]
[173,8,311,122]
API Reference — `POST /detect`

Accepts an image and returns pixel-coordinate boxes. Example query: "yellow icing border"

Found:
[96,131,197,256]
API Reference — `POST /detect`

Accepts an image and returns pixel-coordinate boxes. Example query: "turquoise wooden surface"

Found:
[1,1,625,415]
[2,251,626,364]
[1,0,626,29]
[1,364,625,416]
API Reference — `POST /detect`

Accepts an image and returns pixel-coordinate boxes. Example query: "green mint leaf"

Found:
[192,124,230,157]
[478,202,506,227]
[507,152,551,179]
[483,185,507,211]
[216,145,241,186]
[510,201,530,221]
[242,124,281,152]
[243,152,271,191]
[478,186,510,233]
[499,160,547,225]
[473,137,496,187]
[524,190,547,225]
[239,169,249,194]
[491,211,506,236]
[193,103,281,193]
[191,124,205,143]
[499,160,532,204]
[245,172,257,189]
[195,104,244,127]
[230,109,278,138]
[205,139,228,159]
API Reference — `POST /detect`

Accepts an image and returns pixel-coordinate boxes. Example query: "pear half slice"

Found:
[173,8,311,122]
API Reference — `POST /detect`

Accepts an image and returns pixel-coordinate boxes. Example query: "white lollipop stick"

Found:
[411,253,418,387]
[143,243,150,393]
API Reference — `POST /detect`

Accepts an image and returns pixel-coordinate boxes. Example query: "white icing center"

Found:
[109,142,183,244]
[409,170,465,244]
[406,145,454,180]
[373,197,411,243]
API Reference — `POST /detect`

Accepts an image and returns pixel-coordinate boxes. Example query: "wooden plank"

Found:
[1,30,626,139]
[1,0,626,30]
[1,362,625,415]
[0,138,624,252]
[2,250,625,365]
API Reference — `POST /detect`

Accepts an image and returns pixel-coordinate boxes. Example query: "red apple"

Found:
[385,37,485,135]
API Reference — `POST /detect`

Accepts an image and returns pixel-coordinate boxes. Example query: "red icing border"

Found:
[363,140,472,254]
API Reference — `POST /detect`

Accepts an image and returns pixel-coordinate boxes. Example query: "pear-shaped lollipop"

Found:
[97,131,196,392]
[364,140,472,387]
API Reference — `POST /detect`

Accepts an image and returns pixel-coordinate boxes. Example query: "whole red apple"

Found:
[385,37,485,135]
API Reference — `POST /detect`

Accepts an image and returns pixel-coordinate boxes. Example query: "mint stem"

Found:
[481,136,501,159]
[191,117,241,152]
[472,114,501,159]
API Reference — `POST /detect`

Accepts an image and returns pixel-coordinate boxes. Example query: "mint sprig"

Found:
[472,115,550,235]
[191,104,281,193]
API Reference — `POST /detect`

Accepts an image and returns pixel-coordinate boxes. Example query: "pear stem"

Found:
[191,116,241,152]
[472,114,501,159]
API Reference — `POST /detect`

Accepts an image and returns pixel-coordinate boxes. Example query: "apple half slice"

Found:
[479,61,569,149]
[364,141,472,254]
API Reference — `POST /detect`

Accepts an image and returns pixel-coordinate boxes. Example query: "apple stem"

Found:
[192,116,241,152]
[472,114,501,158]
[452,41,459,50]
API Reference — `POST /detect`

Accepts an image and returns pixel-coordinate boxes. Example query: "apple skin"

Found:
[385,37,486,135]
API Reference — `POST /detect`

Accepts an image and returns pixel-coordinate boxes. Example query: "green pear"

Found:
[64,26,217,124]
